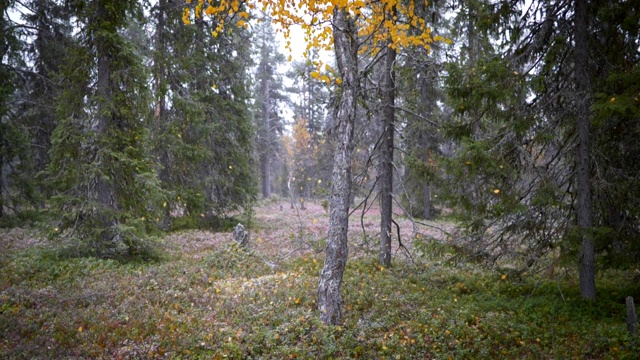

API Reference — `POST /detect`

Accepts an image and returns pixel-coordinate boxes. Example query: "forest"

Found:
[1,0,640,358]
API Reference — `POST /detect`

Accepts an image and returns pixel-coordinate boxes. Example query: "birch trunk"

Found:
[380,44,396,267]
[317,7,357,325]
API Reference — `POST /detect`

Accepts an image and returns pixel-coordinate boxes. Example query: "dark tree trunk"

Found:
[154,0,171,230]
[422,183,431,220]
[379,44,396,267]
[261,154,271,198]
[0,134,3,218]
[574,0,596,300]
[317,7,357,326]
[261,79,272,199]
[94,1,117,239]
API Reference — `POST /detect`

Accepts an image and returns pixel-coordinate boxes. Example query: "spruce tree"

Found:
[253,19,287,199]
[150,0,256,227]
[441,0,640,296]
[47,0,163,260]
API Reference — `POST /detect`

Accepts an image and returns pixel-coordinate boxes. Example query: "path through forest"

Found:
[166,199,458,266]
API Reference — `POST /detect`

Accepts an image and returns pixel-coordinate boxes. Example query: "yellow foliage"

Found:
[182,0,449,67]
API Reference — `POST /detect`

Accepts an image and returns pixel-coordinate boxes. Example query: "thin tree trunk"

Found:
[261,156,271,198]
[574,0,596,300]
[380,43,396,267]
[154,0,172,230]
[0,137,4,218]
[261,79,272,199]
[317,7,357,326]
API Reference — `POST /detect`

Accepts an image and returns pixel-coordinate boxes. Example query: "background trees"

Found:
[441,0,640,300]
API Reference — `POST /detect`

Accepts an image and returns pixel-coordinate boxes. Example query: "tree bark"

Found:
[379,43,396,267]
[317,7,357,326]
[422,182,431,220]
[93,0,117,240]
[574,0,596,300]
[154,0,172,230]
[0,132,4,218]
[261,79,272,199]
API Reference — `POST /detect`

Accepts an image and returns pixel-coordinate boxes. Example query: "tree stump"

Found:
[233,223,248,247]
[626,296,637,335]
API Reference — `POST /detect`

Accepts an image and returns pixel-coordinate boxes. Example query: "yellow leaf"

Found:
[493,189,500,194]
[501,274,507,280]
[610,97,616,102]
[78,326,83,333]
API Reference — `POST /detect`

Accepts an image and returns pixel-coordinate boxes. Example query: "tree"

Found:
[187,0,438,325]
[289,52,329,140]
[315,6,358,325]
[152,0,256,229]
[47,0,163,259]
[253,18,287,199]
[441,0,640,299]
[573,0,595,300]
[286,116,317,208]
[0,0,20,219]
[1,0,72,215]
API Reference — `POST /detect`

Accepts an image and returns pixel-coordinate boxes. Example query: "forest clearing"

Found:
[1,199,638,359]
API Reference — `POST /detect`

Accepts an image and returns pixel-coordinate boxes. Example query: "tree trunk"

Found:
[574,0,596,300]
[154,0,172,230]
[261,156,271,199]
[94,0,117,240]
[0,134,4,218]
[422,183,431,220]
[379,44,396,267]
[261,78,272,199]
[317,7,357,326]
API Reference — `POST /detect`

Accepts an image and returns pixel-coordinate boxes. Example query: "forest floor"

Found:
[1,198,639,359]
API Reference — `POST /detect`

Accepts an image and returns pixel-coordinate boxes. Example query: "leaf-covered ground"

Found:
[1,199,638,359]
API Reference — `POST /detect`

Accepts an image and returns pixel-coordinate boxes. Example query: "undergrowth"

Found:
[1,229,639,359]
